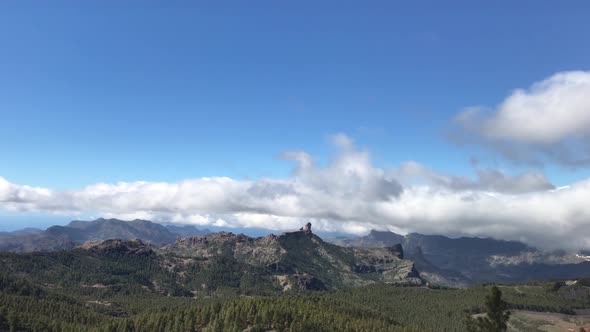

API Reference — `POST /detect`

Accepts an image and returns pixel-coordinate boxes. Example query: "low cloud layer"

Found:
[1,135,589,251]
[454,71,590,166]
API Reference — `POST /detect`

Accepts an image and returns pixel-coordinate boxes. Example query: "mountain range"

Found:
[0,224,422,297]
[0,218,210,252]
[1,218,590,288]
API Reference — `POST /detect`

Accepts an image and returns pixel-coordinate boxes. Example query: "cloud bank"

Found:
[1,135,589,251]
[454,71,590,166]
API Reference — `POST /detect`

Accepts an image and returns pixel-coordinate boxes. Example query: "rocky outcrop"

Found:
[294,273,327,291]
[161,225,424,290]
[163,232,284,266]
[300,222,312,234]
[79,239,153,256]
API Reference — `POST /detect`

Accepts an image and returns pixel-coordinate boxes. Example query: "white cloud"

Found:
[454,71,590,166]
[1,135,589,251]
[377,184,590,251]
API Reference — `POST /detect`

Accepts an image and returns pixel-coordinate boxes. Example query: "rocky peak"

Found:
[281,223,316,239]
[300,222,312,234]
[174,235,210,247]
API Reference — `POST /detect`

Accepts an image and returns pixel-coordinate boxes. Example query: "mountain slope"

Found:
[328,230,590,285]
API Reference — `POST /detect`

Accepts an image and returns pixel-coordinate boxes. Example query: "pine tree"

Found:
[465,286,511,332]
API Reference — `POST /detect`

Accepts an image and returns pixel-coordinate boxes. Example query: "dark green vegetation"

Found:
[2,271,590,331]
[466,286,511,332]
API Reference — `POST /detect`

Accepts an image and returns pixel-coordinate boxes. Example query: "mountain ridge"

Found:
[2,218,589,287]
[327,229,590,286]
[0,218,210,252]
[0,223,423,297]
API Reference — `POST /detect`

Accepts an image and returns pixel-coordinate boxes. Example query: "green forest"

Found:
[2,268,590,332]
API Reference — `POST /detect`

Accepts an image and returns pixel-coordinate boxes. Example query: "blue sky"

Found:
[2,1,590,247]
[2,1,589,187]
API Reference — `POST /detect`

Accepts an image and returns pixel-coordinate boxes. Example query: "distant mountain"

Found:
[404,246,471,287]
[0,230,77,253]
[0,227,43,235]
[0,218,209,252]
[47,218,178,244]
[331,230,405,248]
[164,224,211,237]
[327,230,590,286]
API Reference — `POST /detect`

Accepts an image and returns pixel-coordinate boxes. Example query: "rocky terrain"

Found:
[160,224,422,290]
[0,222,422,298]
